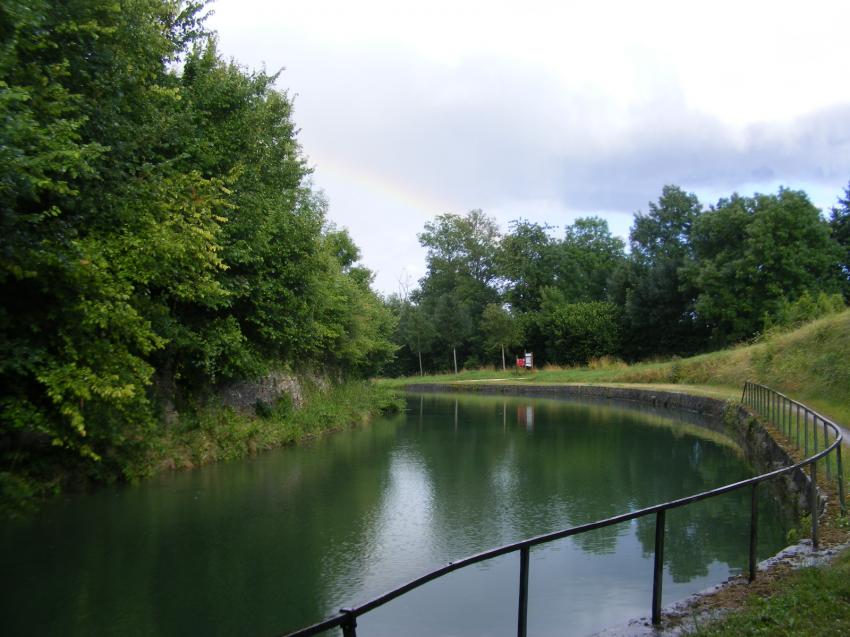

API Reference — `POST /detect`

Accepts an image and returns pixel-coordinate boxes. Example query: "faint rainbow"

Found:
[310,153,457,217]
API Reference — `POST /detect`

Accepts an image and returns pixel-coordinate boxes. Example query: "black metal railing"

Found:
[282,382,846,637]
[741,381,846,535]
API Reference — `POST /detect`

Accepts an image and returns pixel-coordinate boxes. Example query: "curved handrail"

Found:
[281,382,845,637]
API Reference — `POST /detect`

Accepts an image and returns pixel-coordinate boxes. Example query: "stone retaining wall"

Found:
[220,371,304,412]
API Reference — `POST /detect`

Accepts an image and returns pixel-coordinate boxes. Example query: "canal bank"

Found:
[401,381,848,636]
[1,389,791,637]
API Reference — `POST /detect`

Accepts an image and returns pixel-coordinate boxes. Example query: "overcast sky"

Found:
[207,0,850,295]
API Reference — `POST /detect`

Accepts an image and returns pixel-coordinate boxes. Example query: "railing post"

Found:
[767,391,776,423]
[811,460,819,550]
[813,415,819,455]
[837,443,846,516]
[517,546,530,637]
[824,421,831,480]
[782,398,792,442]
[651,510,666,625]
[804,409,809,456]
[767,388,772,422]
[776,393,781,431]
[764,385,768,416]
[795,404,801,450]
[340,609,358,637]
[741,382,747,404]
[749,482,759,582]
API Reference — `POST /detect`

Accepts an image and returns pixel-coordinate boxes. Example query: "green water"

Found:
[0,393,792,636]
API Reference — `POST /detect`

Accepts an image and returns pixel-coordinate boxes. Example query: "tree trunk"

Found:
[418,349,423,376]
[453,347,458,375]
[501,344,506,371]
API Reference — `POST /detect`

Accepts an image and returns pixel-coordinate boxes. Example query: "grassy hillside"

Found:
[380,308,850,427]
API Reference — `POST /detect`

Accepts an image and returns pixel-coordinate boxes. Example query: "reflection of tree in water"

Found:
[0,416,405,637]
[635,484,792,583]
[409,393,789,577]
[635,495,743,582]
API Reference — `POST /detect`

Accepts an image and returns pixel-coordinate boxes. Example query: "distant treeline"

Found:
[385,185,850,376]
[0,1,395,493]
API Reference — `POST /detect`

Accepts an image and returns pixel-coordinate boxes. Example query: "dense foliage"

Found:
[387,185,848,376]
[3,0,849,508]
[0,0,395,500]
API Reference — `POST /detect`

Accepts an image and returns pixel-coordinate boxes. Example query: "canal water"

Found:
[0,392,792,636]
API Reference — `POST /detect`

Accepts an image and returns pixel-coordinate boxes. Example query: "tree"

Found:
[432,291,475,374]
[534,288,621,365]
[630,185,701,262]
[480,304,521,370]
[418,209,500,287]
[416,210,501,370]
[0,0,223,471]
[557,216,626,302]
[830,183,850,299]
[497,220,556,313]
[393,299,436,376]
[168,39,324,384]
[683,193,755,344]
[688,188,843,344]
[0,0,399,499]
[612,185,706,358]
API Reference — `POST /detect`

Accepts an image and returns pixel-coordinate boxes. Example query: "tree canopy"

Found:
[0,0,396,489]
[388,185,848,375]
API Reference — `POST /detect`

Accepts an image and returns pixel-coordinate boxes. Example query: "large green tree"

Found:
[611,185,707,358]
[497,219,556,313]
[830,183,850,299]
[395,299,437,376]
[0,0,396,496]
[416,209,500,371]
[557,216,626,302]
[480,303,521,370]
[534,288,621,366]
[0,0,223,474]
[688,188,843,344]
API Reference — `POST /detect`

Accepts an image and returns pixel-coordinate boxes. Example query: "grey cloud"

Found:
[281,43,850,216]
[554,103,850,212]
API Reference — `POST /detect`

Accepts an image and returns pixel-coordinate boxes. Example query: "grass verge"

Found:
[683,548,850,636]
[137,380,402,476]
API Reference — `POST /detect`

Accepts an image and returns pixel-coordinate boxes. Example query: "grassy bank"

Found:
[1,380,402,518]
[137,380,402,478]
[684,548,850,636]
[380,309,850,427]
